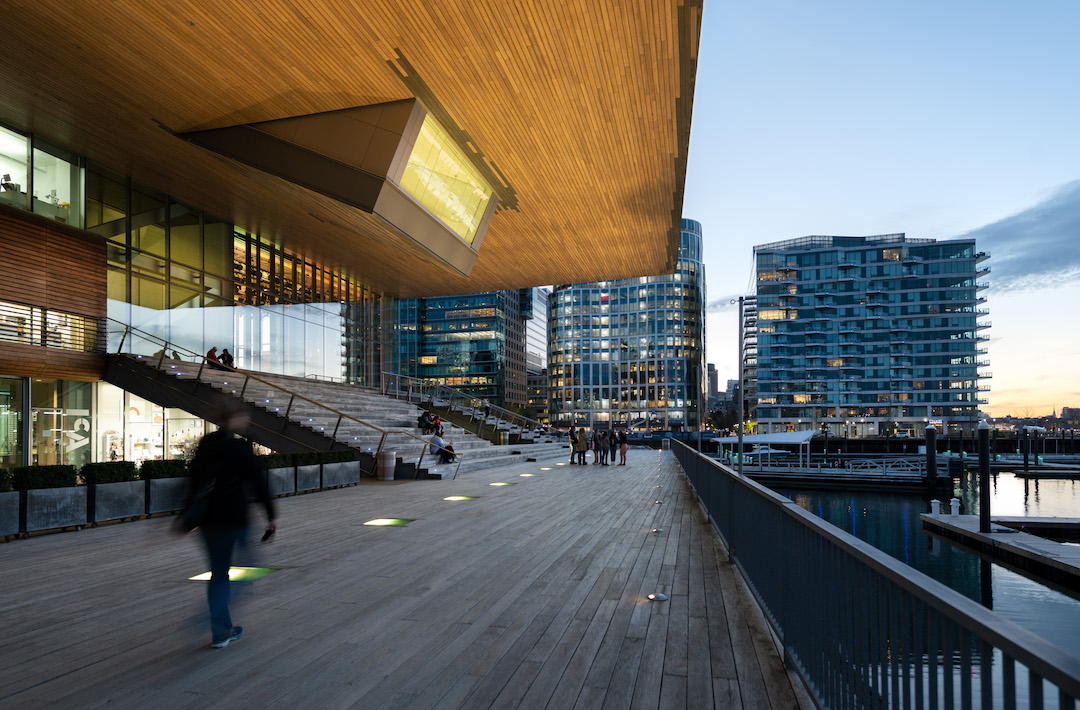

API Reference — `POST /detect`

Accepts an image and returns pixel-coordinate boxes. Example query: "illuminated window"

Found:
[400,115,493,244]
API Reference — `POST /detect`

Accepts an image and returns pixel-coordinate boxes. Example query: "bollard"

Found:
[931,499,941,515]
[978,420,991,533]
[950,498,960,515]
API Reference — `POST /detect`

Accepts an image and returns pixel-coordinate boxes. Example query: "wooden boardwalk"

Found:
[0,449,811,709]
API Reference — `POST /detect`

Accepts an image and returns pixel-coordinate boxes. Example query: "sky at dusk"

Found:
[683,0,1080,418]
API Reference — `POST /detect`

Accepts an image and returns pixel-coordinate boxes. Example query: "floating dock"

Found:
[921,513,1080,593]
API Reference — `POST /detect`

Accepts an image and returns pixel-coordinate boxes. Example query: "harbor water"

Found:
[773,471,1080,662]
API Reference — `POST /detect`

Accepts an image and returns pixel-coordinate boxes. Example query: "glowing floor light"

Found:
[444,496,479,501]
[190,566,279,582]
[363,518,414,526]
[519,473,537,477]
[489,482,516,486]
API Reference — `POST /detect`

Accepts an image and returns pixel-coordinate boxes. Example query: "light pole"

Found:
[735,296,745,476]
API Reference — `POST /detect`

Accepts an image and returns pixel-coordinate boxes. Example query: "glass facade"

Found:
[750,234,990,435]
[83,163,386,384]
[0,124,83,226]
[400,115,493,244]
[392,290,527,407]
[0,123,393,468]
[547,219,706,430]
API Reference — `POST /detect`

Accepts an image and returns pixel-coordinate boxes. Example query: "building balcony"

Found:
[977,321,991,330]
[977,266,991,278]
[976,281,990,290]
[838,262,858,269]
[975,250,991,262]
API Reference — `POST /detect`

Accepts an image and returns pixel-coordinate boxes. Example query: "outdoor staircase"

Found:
[105,354,569,479]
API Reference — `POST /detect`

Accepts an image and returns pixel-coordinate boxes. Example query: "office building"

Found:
[750,234,989,435]
[525,287,551,422]
[548,219,706,431]
[0,2,701,468]
[392,290,527,408]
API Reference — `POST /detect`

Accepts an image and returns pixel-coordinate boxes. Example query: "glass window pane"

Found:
[0,125,29,211]
[31,139,83,227]
[86,163,127,234]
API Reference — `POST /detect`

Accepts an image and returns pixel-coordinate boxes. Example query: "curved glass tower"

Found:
[548,219,705,430]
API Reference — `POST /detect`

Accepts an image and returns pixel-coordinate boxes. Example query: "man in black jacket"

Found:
[187,406,277,648]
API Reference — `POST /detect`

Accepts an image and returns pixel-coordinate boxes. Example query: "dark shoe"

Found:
[211,626,243,648]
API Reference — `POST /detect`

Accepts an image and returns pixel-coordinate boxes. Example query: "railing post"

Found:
[332,413,344,439]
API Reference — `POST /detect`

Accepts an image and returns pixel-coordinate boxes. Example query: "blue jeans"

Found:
[200,525,248,642]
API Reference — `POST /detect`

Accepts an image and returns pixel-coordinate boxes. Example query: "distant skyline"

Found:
[683,0,1080,418]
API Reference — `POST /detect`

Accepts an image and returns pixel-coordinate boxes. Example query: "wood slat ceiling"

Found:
[0,1,701,298]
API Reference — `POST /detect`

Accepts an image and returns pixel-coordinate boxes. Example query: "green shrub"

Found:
[0,468,11,492]
[139,459,188,480]
[293,451,324,467]
[258,450,356,469]
[81,461,138,484]
[11,465,78,490]
[260,453,295,470]
[320,450,357,463]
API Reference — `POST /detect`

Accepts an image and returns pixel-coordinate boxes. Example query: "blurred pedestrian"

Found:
[183,405,276,648]
[619,430,629,465]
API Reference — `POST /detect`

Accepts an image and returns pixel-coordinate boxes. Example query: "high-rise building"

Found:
[750,234,989,436]
[548,219,706,431]
[0,4,701,469]
[392,291,527,408]
[707,363,719,399]
[525,287,551,422]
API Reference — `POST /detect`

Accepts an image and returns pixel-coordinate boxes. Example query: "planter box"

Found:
[267,467,296,497]
[322,461,359,487]
[90,480,144,523]
[149,477,190,515]
[0,491,19,537]
[296,464,321,492]
[27,486,86,532]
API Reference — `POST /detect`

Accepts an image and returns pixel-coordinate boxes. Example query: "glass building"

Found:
[548,219,706,430]
[1,123,390,468]
[751,234,990,436]
[392,290,528,408]
[525,287,550,422]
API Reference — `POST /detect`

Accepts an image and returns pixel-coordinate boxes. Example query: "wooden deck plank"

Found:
[0,449,809,709]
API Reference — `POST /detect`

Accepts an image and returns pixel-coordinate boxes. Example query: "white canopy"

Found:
[709,430,816,445]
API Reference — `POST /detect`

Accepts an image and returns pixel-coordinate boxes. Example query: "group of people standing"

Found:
[567,426,628,466]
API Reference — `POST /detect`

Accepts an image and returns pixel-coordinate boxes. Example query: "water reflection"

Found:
[775,472,1080,660]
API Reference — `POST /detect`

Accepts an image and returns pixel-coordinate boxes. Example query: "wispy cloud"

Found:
[958,180,1080,292]
[706,294,752,313]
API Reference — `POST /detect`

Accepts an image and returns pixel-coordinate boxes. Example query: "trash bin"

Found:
[377,450,396,480]
[498,431,508,445]
[661,438,670,451]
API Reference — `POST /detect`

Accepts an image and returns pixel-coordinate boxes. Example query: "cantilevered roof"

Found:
[0,1,702,298]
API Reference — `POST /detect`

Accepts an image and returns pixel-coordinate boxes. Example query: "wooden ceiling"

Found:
[0,1,701,298]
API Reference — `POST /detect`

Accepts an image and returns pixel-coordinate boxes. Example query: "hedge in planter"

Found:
[0,468,11,493]
[11,465,78,490]
[140,459,188,480]
[81,461,139,484]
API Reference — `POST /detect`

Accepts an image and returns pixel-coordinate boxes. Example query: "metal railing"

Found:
[107,320,462,477]
[380,372,544,440]
[672,440,1080,709]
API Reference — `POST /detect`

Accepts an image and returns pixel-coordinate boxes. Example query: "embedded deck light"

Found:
[363,518,414,526]
[489,482,516,486]
[648,593,669,601]
[443,496,478,501]
[190,567,279,582]
[519,473,537,477]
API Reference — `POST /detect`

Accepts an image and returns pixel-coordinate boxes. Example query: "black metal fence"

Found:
[671,440,1080,709]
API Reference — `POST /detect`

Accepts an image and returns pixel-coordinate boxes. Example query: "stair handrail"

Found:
[106,320,463,476]
[380,372,544,436]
